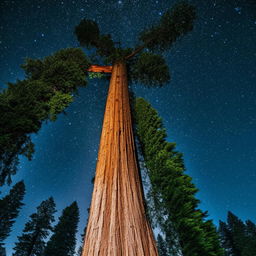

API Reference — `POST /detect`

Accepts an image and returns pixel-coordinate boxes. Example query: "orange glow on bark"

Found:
[88,65,112,73]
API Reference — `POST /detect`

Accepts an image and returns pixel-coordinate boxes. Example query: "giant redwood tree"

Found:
[0,1,225,255]
[76,3,196,255]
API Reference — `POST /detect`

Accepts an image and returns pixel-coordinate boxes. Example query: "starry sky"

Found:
[1,0,256,254]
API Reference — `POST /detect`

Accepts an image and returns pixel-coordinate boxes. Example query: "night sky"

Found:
[1,0,256,254]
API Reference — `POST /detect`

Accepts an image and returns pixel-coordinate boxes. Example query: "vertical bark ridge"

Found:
[82,62,158,255]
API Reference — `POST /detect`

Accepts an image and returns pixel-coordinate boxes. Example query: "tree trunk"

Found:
[82,62,158,255]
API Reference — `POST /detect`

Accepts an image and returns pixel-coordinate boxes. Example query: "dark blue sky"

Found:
[1,0,256,254]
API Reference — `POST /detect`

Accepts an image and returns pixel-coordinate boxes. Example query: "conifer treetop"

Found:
[74,1,196,86]
[12,197,56,256]
[0,181,25,248]
[43,201,79,256]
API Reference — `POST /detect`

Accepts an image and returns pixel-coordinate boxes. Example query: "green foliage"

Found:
[12,197,56,256]
[22,48,90,89]
[75,19,116,62]
[96,34,116,58]
[219,211,256,256]
[43,201,79,256]
[88,72,104,79]
[0,48,90,185]
[134,97,223,256]
[107,47,133,63]
[21,59,44,80]
[74,19,100,48]
[75,19,135,64]
[0,181,25,250]
[139,2,196,51]
[129,52,170,87]
[48,92,73,121]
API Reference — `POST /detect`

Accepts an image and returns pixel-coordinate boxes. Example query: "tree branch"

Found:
[125,36,155,60]
[125,44,146,60]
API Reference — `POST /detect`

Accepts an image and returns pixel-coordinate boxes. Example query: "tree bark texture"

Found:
[82,62,158,255]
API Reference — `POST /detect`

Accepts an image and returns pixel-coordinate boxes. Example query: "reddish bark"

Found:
[88,65,112,73]
[82,62,158,255]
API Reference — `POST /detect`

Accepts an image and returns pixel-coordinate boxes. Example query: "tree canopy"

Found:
[74,2,196,86]
[75,19,116,60]
[129,52,170,87]
[0,48,90,185]
[139,2,196,51]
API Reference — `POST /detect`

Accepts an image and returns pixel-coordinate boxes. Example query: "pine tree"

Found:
[219,211,256,256]
[244,220,256,256]
[227,211,246,255]
[134,97,224,256]
[12,197,56,256]
[219,220,232,256]
[43,201,79,256]
[0,181,25,249]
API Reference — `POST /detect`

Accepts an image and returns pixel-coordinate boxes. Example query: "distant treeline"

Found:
[0,187,79,256]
